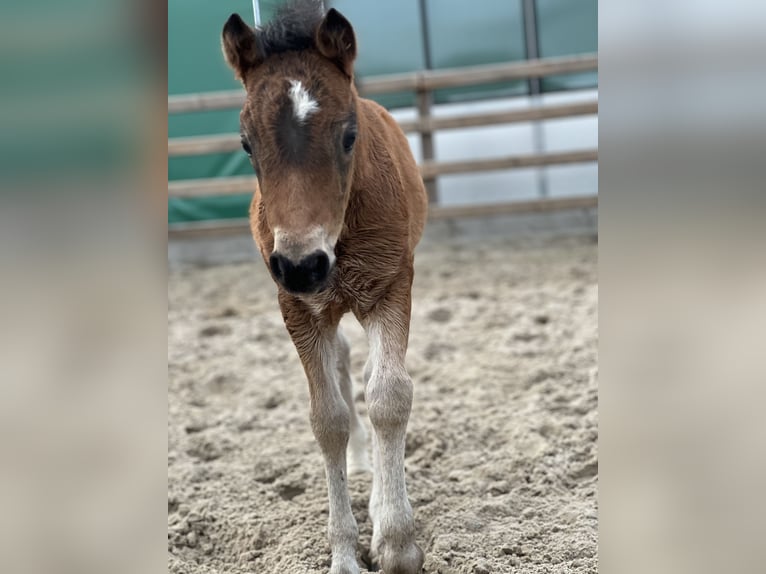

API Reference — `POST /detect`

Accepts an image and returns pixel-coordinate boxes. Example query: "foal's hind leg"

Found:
[336,327,371,474]
[361,279,424,574]
[362,357,383,539]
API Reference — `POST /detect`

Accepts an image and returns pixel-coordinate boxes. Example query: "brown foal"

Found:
[222,2,427,572]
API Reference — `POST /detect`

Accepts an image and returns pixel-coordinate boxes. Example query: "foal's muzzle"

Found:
[269,250,332,294]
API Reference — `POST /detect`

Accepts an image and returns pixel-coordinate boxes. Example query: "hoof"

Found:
[329,556,360,574]
[371,541,424,574]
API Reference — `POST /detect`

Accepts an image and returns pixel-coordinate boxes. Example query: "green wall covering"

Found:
[168,0,281,224]
[169,0,597,224]
[536,0,598,91]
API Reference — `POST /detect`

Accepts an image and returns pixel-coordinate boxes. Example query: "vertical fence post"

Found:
[522,0,549,199]
[417,88,437,203]
[416,0,437,204]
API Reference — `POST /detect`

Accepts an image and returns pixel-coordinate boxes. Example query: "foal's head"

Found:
[222,1,358,295]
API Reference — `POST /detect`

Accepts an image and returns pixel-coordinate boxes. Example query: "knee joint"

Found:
[310,401,350,451]
[366,371,413,430]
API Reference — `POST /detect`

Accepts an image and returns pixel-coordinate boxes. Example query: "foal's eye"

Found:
[240,136,252,157]
[342,130,357,153]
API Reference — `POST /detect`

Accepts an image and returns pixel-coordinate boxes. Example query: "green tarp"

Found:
[168,0,597,224]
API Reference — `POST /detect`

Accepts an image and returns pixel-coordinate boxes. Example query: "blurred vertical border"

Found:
[601,1,766,573]
[0,1,167,573]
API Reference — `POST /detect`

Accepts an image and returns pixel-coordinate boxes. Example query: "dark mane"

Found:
[256,0,325,57]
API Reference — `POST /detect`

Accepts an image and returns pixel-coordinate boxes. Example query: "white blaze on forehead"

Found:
[287,80,319,123]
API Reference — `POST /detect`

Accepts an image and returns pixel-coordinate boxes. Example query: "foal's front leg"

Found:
[362,283,424,574]
[280,298,359,574]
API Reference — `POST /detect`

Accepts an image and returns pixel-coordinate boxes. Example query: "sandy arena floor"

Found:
[168,233,598,574]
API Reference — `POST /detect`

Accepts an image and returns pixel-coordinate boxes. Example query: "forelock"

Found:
[256,0,324,58]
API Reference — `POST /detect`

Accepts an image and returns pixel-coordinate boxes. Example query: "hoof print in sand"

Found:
[198,324,232,338]
[427,307,453,323]
[276,482,305,501]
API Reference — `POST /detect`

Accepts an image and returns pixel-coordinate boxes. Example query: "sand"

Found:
[168,233,598,573]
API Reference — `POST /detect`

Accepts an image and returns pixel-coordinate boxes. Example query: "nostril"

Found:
[305,251,329,279]
[269,253,284,280]
[269,251,330,293]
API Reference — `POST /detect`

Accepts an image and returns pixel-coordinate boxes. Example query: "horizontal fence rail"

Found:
[168,53,596,114]
[359,53,598,94]
[419,149,598,179]
[168,149,598,198]
[168,54,598,236]
[168,100,598,157]
[167,196,598,238]
[168,175,257,198]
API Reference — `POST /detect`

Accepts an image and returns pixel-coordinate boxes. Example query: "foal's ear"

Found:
[315,8,357,78]
[222,13,262,82]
